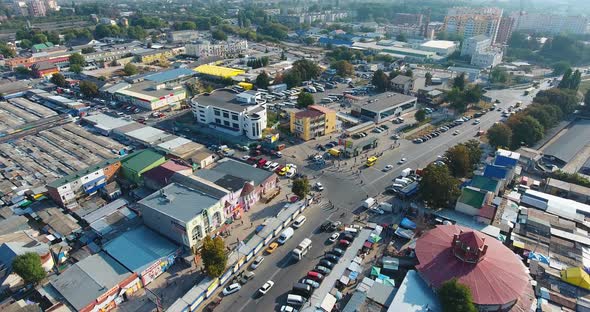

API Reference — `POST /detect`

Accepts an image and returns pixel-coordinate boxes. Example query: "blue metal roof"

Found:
[483,164,509,180]
[318,37,353,47]
[145,68,196,83]
[494,155,518,168]
[103,226,179,273]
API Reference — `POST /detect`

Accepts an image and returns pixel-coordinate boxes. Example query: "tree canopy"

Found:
[297,92,314,108]
[507,114,545,149]
[372,69,389,93]
[79,81,98,97]
[487,123,512,149]
[123,63,138,76]
[425,72,433,86]
[453,73,466,91]
[283,60,321,88]
[419,163,461,208]
[201,236,227,278]
[445,145,472,178]
[292,177,311,198]
[50,73,67,88]
[414,109,426,122]
[69,53,85,66]
[438,279,477,312]
[255,72,270,89]
[558,68,582,90]
[332,60,354,77]
[12,252,46,284]
[212,29,227,41]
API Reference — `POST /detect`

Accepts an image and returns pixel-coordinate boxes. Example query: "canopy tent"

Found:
[353,256,363,265]
[339,275,351,286]
[527,251,550,265]
[349,271,359,280]
[371,266,381,277]
[369,234,382,243]
[400,217,416,230]
[395,227,415,239]
[348,261,362,273]
[561,267,590,290]
[363,241,374,249]
[319,294,337,312]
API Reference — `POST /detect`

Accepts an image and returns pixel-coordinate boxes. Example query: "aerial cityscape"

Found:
[0,0,590,311]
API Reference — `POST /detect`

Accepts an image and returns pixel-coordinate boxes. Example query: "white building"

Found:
[461,35,491,57]
[114,81,187,111]
[471,48,503,68]
[185,40,248,58]
[419,40,458,56]
[512,12,589,35]
[190,89,267,140]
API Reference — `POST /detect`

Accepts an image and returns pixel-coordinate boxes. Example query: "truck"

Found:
[401,168,412,177]
[292,238,312,260]
[268,83,288,93]
[377,202,393,212]
[362,197,376,209]
[277,227,295,244]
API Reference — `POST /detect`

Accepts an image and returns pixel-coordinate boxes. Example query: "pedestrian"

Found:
[251,222,253,228]
[241,220,244,225]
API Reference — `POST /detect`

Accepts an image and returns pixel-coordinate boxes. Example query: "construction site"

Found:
[0,121,126,201]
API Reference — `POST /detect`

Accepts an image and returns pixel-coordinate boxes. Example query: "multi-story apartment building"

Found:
[470,48,503,68]
[190,89,267,140]
[392,13,424,26]
[185,40,248,58]
[443,7,503,43]
[289,105,337,141]
[461,35,491,57]
[12,0,56,17]
[166,30,200,43]
[512,12,589,35]
[496,16,515,45]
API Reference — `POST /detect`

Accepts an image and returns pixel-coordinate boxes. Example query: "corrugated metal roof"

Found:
[121,149,165,173]
[543,119,590,164]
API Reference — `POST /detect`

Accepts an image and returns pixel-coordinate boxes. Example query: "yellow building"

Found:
[193,64,245,79]
[135,49,176,64]
[289,105,336,141]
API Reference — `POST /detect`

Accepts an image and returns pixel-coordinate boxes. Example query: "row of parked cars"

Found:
[281,230,356,311]
[412,115,475,144]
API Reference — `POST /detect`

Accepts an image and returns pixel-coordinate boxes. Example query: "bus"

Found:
[292,238,312,261]
[366,156,378,167]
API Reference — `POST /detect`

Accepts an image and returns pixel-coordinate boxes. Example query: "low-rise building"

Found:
[461,35,491,57]
[289,105,337,141]
[471,48,503,68]
[167,30,200,43]
[543,178,590,204]
[455,186,494,217]
[113,81,187,111]
[46,159,122,208]
[120,149,166,185]
[138,183,226,251]
[190,89,267,140]
[134,49,176,64]
[352,92,417,124]
[31,61,59,78]
[185,40,247,58]
[419,40,457,56]
[389,75,414,94]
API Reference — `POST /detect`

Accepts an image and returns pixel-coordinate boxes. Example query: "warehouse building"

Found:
[113,81,187,111]
[352,92,417,123]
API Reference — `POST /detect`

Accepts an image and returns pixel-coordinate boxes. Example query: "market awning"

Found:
[320,293,337,312]
[371,266,381,276]
[363,241,373,248]
[369,234,381,243]
[339,275,350,285]
[348,261,362,273]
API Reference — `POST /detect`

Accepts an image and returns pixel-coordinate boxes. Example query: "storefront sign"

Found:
[141,259,166,286]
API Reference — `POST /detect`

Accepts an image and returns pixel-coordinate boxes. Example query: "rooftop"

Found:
[521,189,590,223]
[458,187,487,208]
[47,158,120,188]
[116,81,186,102]
[144,68,196,83]
[359,92,416,112]
[308,105,335,114]
[193,89,259,113]
[390,75,413,84]
[195,158,275,187]
[50,252,131,311]
[82,113,133,131]
[546,178,590,195]
[138,183,220,223]
[193,65,245,78]
[121,149,165,173]
[543,119,590,164]
[420,40,457,49]
[415,224,532,307]
[469,175,500,193]
[103,226,179,273]
[387,270,440,312]
[125,127,171,144]
[294,109,324,119]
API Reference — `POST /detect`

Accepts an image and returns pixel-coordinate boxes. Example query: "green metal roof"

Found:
[47,158,121,188]
[470,176,499,193]
[121,149,165,173]
[458,187,486,208]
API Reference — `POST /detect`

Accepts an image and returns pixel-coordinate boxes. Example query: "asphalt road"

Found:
[211,81,551,311]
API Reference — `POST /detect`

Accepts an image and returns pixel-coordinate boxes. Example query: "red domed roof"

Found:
[415,224,531,307]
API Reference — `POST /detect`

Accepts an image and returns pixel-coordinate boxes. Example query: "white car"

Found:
[258,280,275,295]
[269,162,279,170]
[280,306,298,312]
[287,163,297,169]
[398,158,407,164]
[453,130,460,135]
[222,283,241,296]
[250,256,264,270]
[370,207,385,215]
[286,169,296,178]
[315,182,324,191]
[241,155,250,160]
[383,165,393,172]
[313,155,323,161]
[329,233,339,243]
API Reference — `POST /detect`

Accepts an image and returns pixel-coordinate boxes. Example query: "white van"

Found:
[287,294,304,305]
[293,216,307,229]
[277,227,295,244]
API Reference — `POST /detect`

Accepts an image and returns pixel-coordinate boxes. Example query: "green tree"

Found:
[508,115,544,149]
[414,109,426,122]
[404,69,413,77]
[447,88,467,113]
[0,42,15,58]
[558,68,573,89]
[255,72,270,89]
[19,39,32,49]
[395,34,407,42]
[50,73,67,87]
[200,236,227,278]
[584,90,590,113]
[32,33,47,44]
[69,53,85,66]
[534,88,579,115]
[419,163,461,208]
[297,92,314,108]
[445,145,472,177]
[79,81,98,97]
[453,73,466,91]
[551,61,571,76]
[123,63,138,76]
[46,31,60,44]
[14,66,31,77]
[463,140,482,166]
[12,253,46,285]
[212,29,227,41]
[464,85,482,103]
[70,64,82,74]
[489,68,510,84]
[371,69,389,93]
[292,177,311,198]
[81,47,96,54]
[126,26,147,40]
[174,21,196,30]
[425,72,433,86]
[438,279,477,312]
[487,123,512,149]
[332,60,354,77]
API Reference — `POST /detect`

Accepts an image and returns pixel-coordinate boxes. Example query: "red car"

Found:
[257,158,267,167]
[247,157,257,164]
[275,165,284,173]
[307,271,324,281]
[339,240,351,248]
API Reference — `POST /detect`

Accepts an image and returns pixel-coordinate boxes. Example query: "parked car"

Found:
[324,254,340,262]
[266,242,279,254]
[319,259,335,269]
[320,221,332,232]
[328,233,339,243]
[300,278,320,288]
[223,283,241,296]
[314,182,324,191]
[383,165,393,172]
[315,266,331,275]
[280,306,298,312]
[239,271,255,284]
[250,256,265,270]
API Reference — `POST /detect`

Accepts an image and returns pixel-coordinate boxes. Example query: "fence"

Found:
[167,199,310,312]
